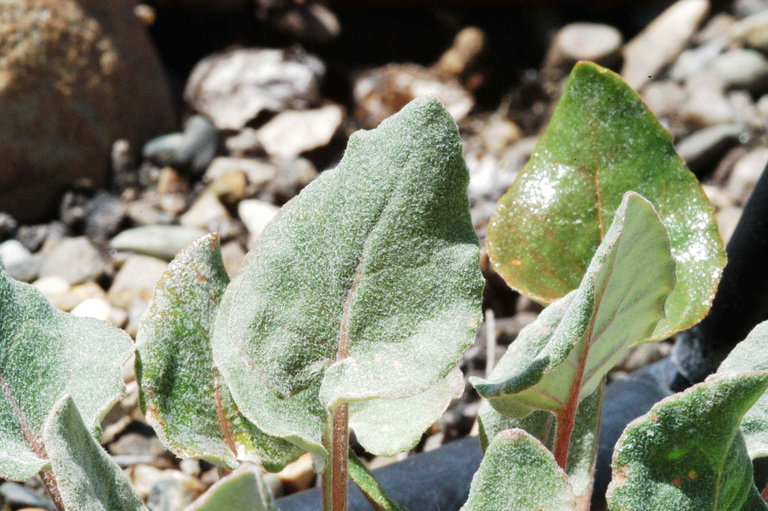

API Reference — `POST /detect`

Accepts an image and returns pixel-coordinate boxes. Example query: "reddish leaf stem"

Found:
[39,469,66,511]
[553,408,576,469]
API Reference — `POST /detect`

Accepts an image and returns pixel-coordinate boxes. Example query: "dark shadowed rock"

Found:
[150,0,248,11]
[257,0,341,45]
[0,0,175,223]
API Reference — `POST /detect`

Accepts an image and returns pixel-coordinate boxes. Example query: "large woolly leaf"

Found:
[43,396,147,511]
[0,262,133,481]
[212,97,483,457]
[607,372,768,511]
[472,193,674,420]
[718,320,768,459]
[478,386,602,506]
[185,466,277,511]
[487,61,724,338]
[348,450,407,511]
[460,429,576,511]
[136,234,301,472]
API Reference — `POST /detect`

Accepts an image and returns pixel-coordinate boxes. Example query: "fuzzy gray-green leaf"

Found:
[212,97,484,457]
[136,234,301,471]
[718,320,768,459]
[478,386,602,503]
[460,428,576,511]
[185,466,277,511]
[43,396,147,511]
[0,262,133,481]
[607,372,768,511]
[472,193,674,418]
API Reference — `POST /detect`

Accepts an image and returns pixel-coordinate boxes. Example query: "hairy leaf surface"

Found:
[0,262,133,480]
[718,320,768,459]
[349,367,464,456]
[185,466,277,511]
[473,193,674,419]
[348,450,407,511]
[478,386,602,503]
[460,428,576,511]
[607,372,768,511]
[136,234,301,471]
[212,97,484,457]
[487,61,724,338]
[44,396,147,511]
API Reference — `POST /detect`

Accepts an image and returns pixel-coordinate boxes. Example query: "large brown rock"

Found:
[0,0,175,222]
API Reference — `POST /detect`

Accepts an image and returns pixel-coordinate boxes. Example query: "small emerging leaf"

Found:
[0,262,133,480]
[185,466,277,511]
[460,428,576,511]
[607,372,768,511]
[478,386,602,504]
[718,320,768,459]
[348,450,407,511]
[212,97,484,458]
[488,61,725,338]
[43,396,147,511]
[136,234,302,471]
[473,193,674,419]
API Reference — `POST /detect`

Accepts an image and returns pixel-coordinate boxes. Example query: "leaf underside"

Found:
[44,396,147,511]
[135,234,301,472]
[460,428,576,511]
[607,372,768,511]
[718,320,768,460]
[349,366,465,456]
[487,61,725,338]
[212,97,484,458]
[0,262,133,480]
[473,193,675,420]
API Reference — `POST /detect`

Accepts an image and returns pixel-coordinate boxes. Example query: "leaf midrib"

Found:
[0,370,47,459]
[558,225,618,420]
[334,151,412,361]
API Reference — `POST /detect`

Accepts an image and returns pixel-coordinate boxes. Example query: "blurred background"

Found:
[1,0,767,509]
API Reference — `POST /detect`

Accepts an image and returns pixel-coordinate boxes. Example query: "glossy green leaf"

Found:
[349,367,464,456]
[348,450,407,511]
[472,193,674,419]
[607,372,768,511]
[0,262,133,481]
[136,234,302,472]
[488,61,725,338]
[43,396,147,511]
[718,320,768,459]
[212,97,484,458]
[478,386,602,504]
[460,428,576,511]
[185,466,277,511]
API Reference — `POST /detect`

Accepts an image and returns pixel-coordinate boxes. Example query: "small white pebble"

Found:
[71,298,112,322]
